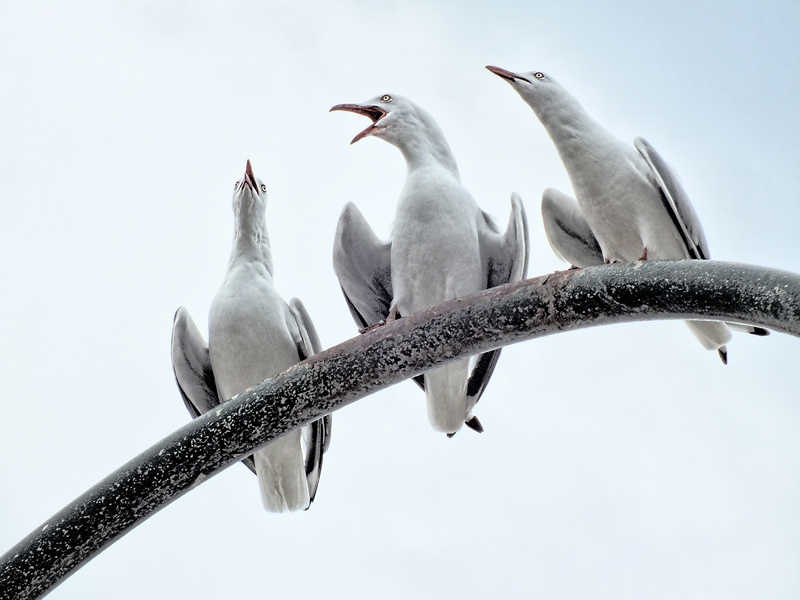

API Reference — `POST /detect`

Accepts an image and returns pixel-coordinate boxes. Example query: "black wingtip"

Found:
[750,327,770,337]
[465,415,484,433]
[718,347,728,365]
[242,455,257,475]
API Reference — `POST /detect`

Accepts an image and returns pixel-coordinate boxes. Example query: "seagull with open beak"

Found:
[171,160,331,511]
[331,94,529,435]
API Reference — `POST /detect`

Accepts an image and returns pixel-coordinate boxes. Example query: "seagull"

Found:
[330,93,529,435]
[486,66,768,363]
[171,160,331,512]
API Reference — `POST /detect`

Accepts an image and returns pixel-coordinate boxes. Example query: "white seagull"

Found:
[330,93,529,435]
[486,65,768,363]
[171,160,331,512]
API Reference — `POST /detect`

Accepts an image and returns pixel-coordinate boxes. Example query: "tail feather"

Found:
[254,428,310,512]
[425,359,470,434]
[685,320,732,351]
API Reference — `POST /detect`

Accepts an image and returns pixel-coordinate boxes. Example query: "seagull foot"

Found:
[718,346,728,365]
[446,432,457,439]
[386,304,399,323]
[638,247,648,261]
[358,320,386,334]
[359,304,400,334]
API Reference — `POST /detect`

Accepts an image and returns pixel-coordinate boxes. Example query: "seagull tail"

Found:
[253,428,310,512]
[424,358,471,435]
[684,320,733,358]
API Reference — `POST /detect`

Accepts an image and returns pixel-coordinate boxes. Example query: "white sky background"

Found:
[1,0,799,597]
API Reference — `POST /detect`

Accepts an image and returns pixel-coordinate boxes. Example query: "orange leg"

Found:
[386,304,398,323]
[358,304,399,334]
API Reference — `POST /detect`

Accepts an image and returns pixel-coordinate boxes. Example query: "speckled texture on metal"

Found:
[1,260,798,599]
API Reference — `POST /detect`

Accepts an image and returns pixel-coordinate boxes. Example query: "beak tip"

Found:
[485,64,528,84]
[244,159,256,187]
[485,65,504,77]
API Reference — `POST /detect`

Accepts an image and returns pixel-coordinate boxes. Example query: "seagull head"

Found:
[329,93,440,146]
[330,94,458,173]
[232,159,269,223]
[230,160,272,256]
[233,159,267,204]
[485,65,563,108]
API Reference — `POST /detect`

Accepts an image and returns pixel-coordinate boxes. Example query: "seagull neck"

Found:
[396,134,461,179]
[531,92,609,156]
[230,198,274,274]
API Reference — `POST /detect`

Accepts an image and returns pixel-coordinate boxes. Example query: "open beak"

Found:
[485,65,531,84]
[243,159,256,189]
[330,103,388,144]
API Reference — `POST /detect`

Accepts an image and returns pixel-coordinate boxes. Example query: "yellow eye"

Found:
[260,184,267,193]
[234,181,240,190]
[534,72,545,79]
[381,94,392,102]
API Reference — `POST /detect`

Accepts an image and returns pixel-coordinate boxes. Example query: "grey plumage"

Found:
[487,65,768,361]
[331,94,529,434]
[171,160,331,511]
[541,187,603,268]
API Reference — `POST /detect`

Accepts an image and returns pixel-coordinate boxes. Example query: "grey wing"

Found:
[726,322,770,336]
[171,307,256,474]
[635,139,769,336]
[333,202,393,329]
[468,193,531,407]
[288,297,323,358]
[634,137,710,260]
[171,307,220,418]
[541,187,604,267]
[287,298,332,505]
[479,192,530,288]
[332,205,427,390]
[304,416,331,506]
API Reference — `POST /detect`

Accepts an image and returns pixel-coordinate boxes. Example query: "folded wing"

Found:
[288,297,332,505]
[170,306,256,473]
[333,202,393,329]
[470,193,530,407]
[541,187,604,267]
[635,138,768,338]
[634,137,710,260]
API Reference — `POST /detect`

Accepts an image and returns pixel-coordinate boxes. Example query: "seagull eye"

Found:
[534,72,545,79]
[260,184,267,193]
[234,181,240,190]
[381,94,392,102]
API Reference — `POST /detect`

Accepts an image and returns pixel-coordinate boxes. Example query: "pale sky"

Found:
[1,1,799,598]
